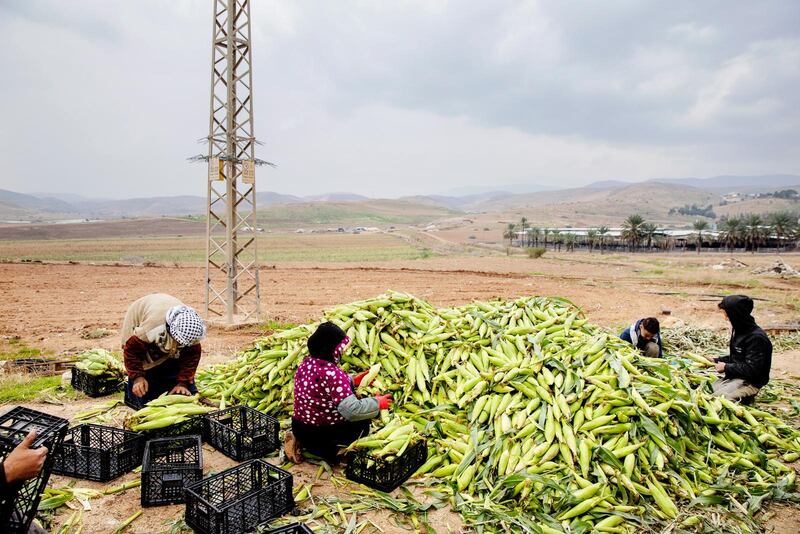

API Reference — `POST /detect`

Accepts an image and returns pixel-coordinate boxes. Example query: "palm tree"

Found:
[529,227,541,247]
[587,229,598,253]
[692,220,709,254]
[564,233,577,252]
[503,223,517,246]
[720,217,742,252]
[622,214,645,252]
[543,228,550,249]
[597,226,609,254]
[743,214,763,253]
[769,211,796,252]
[519,217,528,246]
[641,223,658,251]
[551,230,562,251]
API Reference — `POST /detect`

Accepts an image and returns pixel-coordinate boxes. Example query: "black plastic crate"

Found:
[123,387,146,410]
[185,459,294,534]
[0,407,69,534]
[345,438,427,492]
[264,524,315,534]
[71,367,124,398]
[146,415,205,441]
[142,435,203,506]
[53,424,144,482]
[204,406,279,461]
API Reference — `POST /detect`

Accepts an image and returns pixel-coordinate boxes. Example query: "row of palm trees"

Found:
[503,211,800,253]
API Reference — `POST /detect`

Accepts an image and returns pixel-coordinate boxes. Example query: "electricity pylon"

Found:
[203,0,265,323]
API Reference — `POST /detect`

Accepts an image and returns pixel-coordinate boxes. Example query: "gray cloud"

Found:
[0,0,798,198]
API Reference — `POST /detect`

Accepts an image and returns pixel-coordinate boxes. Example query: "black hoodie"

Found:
[715,295,772,388]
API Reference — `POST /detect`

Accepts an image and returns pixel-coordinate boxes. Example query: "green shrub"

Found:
[527,247,546,259]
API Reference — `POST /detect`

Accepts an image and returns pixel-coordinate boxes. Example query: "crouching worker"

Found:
[709,295,772,402]
[121,293,206,404]
[619,317,662,357]
[285,321,393,464]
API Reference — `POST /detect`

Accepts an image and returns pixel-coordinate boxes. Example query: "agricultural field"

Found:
[1,238,800,533]
[0,232,431,264]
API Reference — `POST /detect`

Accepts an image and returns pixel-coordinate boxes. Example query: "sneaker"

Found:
[284,431,303,464]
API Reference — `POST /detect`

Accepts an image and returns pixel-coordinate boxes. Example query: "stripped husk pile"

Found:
[197,291,800,532]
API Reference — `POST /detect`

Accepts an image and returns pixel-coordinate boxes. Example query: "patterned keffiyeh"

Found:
[165,305,207,347]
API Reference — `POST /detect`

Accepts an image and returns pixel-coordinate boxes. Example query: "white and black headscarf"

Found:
[165,305,207,347]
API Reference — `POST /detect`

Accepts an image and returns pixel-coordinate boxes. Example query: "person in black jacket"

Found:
[710,295,772,401]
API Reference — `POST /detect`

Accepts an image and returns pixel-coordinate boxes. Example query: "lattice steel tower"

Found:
[204,0,262,323]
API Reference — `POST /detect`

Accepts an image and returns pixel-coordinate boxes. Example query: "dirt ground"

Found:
[1,252,798,360]
[1,252,799,533]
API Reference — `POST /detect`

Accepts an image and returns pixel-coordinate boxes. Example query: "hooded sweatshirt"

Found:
[715,295,772,388]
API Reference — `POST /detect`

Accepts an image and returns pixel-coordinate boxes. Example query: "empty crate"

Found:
[142,435,203,506]
[204,406,279,461]
[0,407,69,534]
[53,424,144,482]
[185,459,294,534]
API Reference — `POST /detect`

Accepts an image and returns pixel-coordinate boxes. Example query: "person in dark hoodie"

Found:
[709,295,772,401]
[284,322,393,464]
[619,317,663,357]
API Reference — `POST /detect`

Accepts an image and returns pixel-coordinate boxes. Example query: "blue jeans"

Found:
[125,358,197,406]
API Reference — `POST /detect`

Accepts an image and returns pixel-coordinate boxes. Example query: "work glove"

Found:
[375,394,393,410]
[353,370,370,386]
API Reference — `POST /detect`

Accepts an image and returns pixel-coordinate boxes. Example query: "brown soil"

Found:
[0,218,207,241]
[2,253,798,358]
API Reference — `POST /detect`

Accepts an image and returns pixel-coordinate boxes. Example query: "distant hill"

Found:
[0,189,76,214]
[473,182,720,226]
[256,192,304,205]
[441,183,555,196]
[653,174,800,190]
[259,198,461,228]
[585,175,800,193]
[305,193,369,202]
[2,175,799,225]
[400,192,513,211]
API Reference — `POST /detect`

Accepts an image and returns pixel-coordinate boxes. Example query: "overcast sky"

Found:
[0,0,798,199]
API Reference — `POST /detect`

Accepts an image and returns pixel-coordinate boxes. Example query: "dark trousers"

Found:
[125,358,197,405]
[291,418,370,463]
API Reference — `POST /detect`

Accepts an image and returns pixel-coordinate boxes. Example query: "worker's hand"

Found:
[375,394,393,411]
[3,432,48,484]
[132,377,149,397]
[170,383,192,396]
[705,354,717,362]
[353,370,370,386]
[715,362,726,373]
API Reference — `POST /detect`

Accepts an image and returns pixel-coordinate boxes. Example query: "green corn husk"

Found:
[74,348,125,382]
[125,393,215,431]
[196,291,800,533]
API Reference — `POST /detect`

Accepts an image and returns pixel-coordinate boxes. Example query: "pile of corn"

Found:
[197,292,800,532]
[345,416,423,460]
[73,349,125,382]
[124,394,214,432]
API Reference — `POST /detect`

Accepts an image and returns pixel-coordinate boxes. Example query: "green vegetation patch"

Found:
[0,374,64,403]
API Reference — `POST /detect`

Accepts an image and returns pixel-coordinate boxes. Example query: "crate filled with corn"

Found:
[71,348,126,397]
[125,394,214,440]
